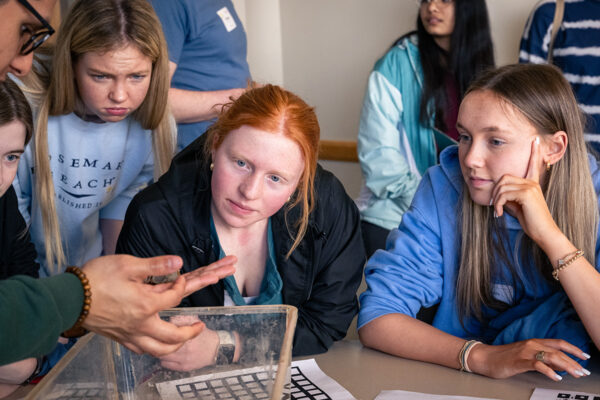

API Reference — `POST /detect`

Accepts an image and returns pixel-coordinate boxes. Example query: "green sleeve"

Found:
[0,274,84,365]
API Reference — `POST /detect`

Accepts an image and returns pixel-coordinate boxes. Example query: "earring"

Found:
[546,162,551,171]
[210,163,214,171]
[287,196,291,202]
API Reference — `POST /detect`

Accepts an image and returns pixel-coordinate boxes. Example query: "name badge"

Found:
[217,7,237,32]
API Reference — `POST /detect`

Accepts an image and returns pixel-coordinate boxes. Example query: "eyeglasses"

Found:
[16,0,55,55]
[417,0,454,6]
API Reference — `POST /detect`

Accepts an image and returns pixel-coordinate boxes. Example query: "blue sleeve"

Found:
[519,2,556,64]
[149,0,189,65]
[358,172,444,328]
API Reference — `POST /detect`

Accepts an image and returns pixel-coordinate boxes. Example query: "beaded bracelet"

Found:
[552,249,584,281]
[458,339,481,373]
[62,266,91,338]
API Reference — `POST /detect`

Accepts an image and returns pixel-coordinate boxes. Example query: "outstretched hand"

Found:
[490,137,561,246]
[80,254,236,357]
[469,338,590,381]
[182,255,237,297]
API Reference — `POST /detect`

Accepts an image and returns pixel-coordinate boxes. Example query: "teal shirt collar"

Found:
[209,215,283,305]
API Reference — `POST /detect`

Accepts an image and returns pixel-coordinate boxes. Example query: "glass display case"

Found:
[26,305,297,400]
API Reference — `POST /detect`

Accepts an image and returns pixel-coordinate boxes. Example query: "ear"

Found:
[543,130,568,166]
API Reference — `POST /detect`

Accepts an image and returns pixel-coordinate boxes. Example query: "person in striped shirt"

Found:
[520,0,600,152]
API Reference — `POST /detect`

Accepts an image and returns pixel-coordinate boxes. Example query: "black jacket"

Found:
[116,136,365,356]
[0,186,38,280]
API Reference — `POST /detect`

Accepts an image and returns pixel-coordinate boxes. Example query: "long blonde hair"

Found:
[29,0,175,273]
[205,85,320,258]
[457,64,598,320]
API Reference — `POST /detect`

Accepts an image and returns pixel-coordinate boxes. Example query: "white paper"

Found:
[530,387,600,400]
[291,359,356,400]
[375,390,499,400]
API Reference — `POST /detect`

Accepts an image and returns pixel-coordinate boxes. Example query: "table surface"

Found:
[6,339,599,400]
[306,340,600,400]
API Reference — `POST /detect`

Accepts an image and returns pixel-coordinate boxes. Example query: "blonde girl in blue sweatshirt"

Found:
[359,64,600,381]
[13,0,175,276]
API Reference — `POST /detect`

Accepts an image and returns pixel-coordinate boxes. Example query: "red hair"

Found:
[205,84,320,256]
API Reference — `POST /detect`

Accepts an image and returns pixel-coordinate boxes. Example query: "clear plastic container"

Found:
[26,305,298,399]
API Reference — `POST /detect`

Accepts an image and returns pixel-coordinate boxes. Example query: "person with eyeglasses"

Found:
[356,0,495,277]
[0,0,236,388]
[7,0,181,382]
[0,0,55,79]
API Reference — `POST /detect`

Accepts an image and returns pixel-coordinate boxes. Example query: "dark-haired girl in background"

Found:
[357,0,495,257]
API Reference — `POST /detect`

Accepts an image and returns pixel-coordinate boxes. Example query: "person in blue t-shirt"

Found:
[149,0,251,151]
[520,0,600,151]
[359,64,600,382]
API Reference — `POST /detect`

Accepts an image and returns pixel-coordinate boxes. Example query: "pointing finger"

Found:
[525,136,542,182]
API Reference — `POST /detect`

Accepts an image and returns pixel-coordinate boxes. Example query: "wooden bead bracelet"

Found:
[62,266,91,338]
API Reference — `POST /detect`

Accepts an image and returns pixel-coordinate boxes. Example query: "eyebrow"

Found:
[456,122,511,134]
[87,68,151,76]
[5,149,25,155]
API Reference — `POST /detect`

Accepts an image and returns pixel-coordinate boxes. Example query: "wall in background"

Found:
[234,0,541,197]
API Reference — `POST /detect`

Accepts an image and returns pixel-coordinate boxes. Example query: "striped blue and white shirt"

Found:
[520,0,600,141]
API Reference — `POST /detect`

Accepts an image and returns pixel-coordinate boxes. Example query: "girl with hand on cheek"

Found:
[117,85,365,370]
[359,64,600,381]
[12,0,175,278]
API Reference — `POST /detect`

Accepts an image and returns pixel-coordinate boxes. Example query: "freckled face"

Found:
[74,44,152,122]
[210,125,304,230]
[457,90,544,206]
[0,120,26,197]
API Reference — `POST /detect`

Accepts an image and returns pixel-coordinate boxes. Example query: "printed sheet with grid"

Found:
[530,388,600,400]
[155,359,355,400]
[156,365,279,399]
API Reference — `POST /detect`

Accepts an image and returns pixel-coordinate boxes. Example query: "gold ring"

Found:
[535,351,546,362]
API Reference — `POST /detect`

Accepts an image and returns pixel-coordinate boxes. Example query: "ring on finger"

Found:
[535,350,546,363]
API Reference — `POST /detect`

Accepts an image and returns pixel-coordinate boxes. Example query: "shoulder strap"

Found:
[548,0,565,63]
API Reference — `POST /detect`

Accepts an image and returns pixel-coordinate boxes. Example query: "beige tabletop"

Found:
[306,340,600,400]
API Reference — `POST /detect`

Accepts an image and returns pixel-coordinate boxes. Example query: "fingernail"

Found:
[535,137,540,145]
[554,373,563,381]
[582,352,591,359]
[582,368,591,376]
[489,198,493,206]
[493,210,498,218]
[575,369,584,376]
